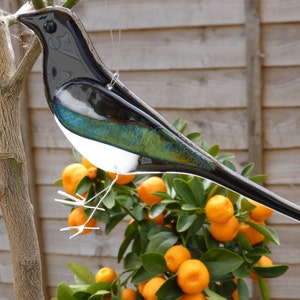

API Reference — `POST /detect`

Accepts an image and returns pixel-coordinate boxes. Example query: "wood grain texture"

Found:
[1,1,300,299]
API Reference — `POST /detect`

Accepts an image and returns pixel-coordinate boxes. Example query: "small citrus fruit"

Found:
[142,277,166,300]
[239,219,265,245]
[205,195,234,223]
[68,207,97,235]
[250,255,273,281]
[248,199,273,221]
[137,176,167,205]
[138,281,147,295]
[82,156,96,169]
[145,211,165,225]
[87,167,98,179]
[164,245,192,273]
[62,163,88,196]
[180,293,206,300]
[232,289,239,300]
[210,216,239,242]
[177,259,210,294]
[107,171,135,185]
[95,267,117,283]
[121,288,137,300]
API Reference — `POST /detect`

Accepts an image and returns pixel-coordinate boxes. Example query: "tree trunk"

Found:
[0,9,45,300]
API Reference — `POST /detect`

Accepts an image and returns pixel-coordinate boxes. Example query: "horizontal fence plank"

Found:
[263,23,300,67]
[30,108,248,150]
[41,219,127,257]
[74,0,300,31]
[264,67,300,107]
[27,65,300,113]
[265,149,300,185]
[27,68,247,109]
[268,264,300,299]
[0,251,12,283]
[30,26,245,72]
[0,283,14,300]
[261,0,300,24]
[270,225,300,264]
[264,107,300,148]
[75,0,245,31]
[29,106,300,152]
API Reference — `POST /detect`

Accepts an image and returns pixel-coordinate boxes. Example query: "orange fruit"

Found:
[142,277,166,300]
[205,195,234,223]
[232,289,239,300]
[248,199,273,221]
[177,259,210,294]
[210,216,239,242]
[250,255,273,281]
[138,281,147,295]
[180,293,206,300]
[95,267,117,283]
[68,207,97,235]
[121,288,137,300]
[239,219,265,245]
[145,211,165,225]
[137,176,167,205]
[87,167,98,179]
[107,171,135,185]
[164,245,192,273]
[62,163,88,196]
[82,156,96,169]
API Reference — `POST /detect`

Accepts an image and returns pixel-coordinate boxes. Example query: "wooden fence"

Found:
[0,0,299,299]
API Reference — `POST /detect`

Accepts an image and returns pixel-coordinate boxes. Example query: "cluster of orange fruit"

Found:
[59,154,278,299]
[61,157,136,235]
[205,194,273,245]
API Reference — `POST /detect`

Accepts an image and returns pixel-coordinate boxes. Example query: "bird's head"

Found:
[17,7,72,41]
[18,7,107,109]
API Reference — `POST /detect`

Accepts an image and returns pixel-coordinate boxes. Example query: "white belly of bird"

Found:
[54,115,140,173]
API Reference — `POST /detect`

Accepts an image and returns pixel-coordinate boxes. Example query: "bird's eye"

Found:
[43,20,57,34]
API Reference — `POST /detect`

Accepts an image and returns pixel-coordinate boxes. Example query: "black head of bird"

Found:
[17,7,300,221]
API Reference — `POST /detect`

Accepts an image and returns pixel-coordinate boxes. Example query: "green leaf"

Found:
[86,282,111,295]
[173,178,197,206]
[67,262,95,284]
[105,212,127,235]
[131,266,156,284]
[141,253,168,274]
[72,148,83,163]
[102,189,115,209]
[54,178,63,186]
[201,248,243,276]
[204,288,227,300]
[146,229,178,254]
[186,132,201,142]
[232,264,251,278]
[156,276,183,299]
[258,277,271,300]
[124,252,141,270]
[149,203,167,218]
[208,144,220,157]
[188,177,205,208]
[118,223,138,262]
[217,153,235,163]
[176,214,197,232]
[75,176,92,195]
[241,163,255,177]
[237,278,250,300]
[253,265,289,278]
[249,174,268,184]
[56,282,77,300]
[246,220,280,245]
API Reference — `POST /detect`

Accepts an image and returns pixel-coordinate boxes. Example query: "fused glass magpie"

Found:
[17,7,300,220]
